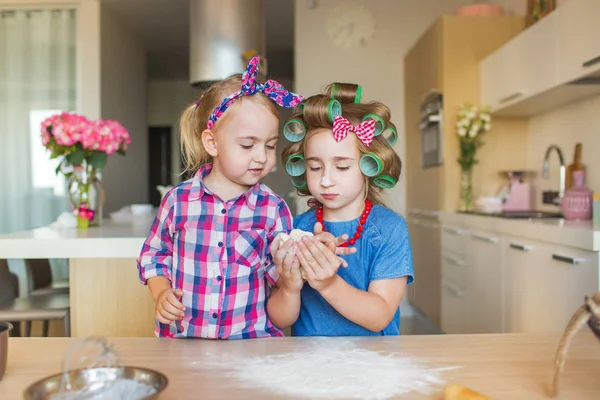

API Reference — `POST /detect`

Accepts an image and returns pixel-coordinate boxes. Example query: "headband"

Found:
[205,56,304,130]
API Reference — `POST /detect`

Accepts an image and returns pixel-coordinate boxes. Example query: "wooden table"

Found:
[1,332,599,399]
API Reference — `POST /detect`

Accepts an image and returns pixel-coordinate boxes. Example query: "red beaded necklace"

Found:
[316,199,373,247]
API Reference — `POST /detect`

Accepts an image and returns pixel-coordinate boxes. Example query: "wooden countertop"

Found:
[2,332,599,399]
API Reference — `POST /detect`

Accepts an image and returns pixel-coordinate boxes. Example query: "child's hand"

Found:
[155,288,185,324]
[312,222,357,262]
[296,235,345,293]
[271,234,304,293]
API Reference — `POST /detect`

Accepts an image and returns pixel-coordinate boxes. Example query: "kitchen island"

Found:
[0,218,156,337]
[1,331,599,399]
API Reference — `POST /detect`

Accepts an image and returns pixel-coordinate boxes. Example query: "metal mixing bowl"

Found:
[23,366,168,399]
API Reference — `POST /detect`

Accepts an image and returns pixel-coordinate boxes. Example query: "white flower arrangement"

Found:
[456,103,492,172]
[456,103,491,139]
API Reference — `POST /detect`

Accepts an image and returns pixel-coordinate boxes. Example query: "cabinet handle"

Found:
[499,90,526,104]
[422,222,440,229]
[509,243,532,252]
[443,227,467,236]
[582,55,600,68]
[552,254,585,264]
[421,211,440,218]
[472,233,499,243]
[443,283,464,298]
[444,255,466,267]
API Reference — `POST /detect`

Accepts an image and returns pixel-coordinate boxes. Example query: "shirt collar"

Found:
[189,163,260,210]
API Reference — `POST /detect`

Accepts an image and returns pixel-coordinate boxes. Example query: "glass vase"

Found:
[68,164,104,229]
[459,168,474,212]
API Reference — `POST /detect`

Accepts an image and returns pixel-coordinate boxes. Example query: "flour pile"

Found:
[51,378,156,400]
[205,340,458,399]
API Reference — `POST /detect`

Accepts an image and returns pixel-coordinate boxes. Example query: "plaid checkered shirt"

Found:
[137,163,293,339]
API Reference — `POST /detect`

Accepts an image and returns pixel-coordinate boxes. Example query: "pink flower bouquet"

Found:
[41,112,130,171]
[41,112,131,228]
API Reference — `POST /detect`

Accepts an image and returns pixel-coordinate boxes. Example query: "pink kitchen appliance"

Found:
[499,171,533,212]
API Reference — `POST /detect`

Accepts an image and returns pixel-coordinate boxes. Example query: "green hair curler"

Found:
[361,113,385,136]
[328,99,342,123]
[285,153,306,177]
[359,153,383,177]
[330,83,337,98]
[354,85,362,103]
[372,174,397,189]
[383,125,398,146]
[283,119,307,142]
[291,174,308,191]
[297,101,305,113]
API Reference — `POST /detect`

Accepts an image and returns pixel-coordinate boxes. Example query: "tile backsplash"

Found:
[526,94,600,211]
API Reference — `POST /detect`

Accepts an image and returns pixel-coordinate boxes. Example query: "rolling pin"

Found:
[444,384,491,400]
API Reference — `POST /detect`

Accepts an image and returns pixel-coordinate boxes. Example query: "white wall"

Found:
[294,0,527,216]
[147,80,199,184]
[100,5,148,213]
[76,0,100,119]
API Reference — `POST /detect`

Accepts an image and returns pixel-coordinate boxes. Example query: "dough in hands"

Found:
[278,229,314,279]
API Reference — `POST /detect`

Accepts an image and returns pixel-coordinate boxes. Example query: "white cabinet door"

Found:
[503,235,599,334]
[480,39,525,112]
[466,230,504,333]
[441,279,466,334]
[502,236,545,333]
[557,0,600,82]
[518,11,559,96]
[480,9,559,113]
[535,243,599,333]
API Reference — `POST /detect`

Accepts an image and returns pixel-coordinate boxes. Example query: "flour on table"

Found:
[51,378,156,400]
[204,339,458,399]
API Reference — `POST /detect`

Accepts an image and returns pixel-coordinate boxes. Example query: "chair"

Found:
[24,258,69,296]
[0,259,70,337]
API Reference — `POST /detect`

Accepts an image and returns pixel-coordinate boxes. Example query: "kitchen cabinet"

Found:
[557,0,600,83]
[480,11,559,114]
[479,0,600,117]
[441,225,504,335]
[503,235,545,333]
[407,214,441,326]
[440,217,599,335]
[467,229,504,334]
[504,236,598,334]
[441,280,466,334]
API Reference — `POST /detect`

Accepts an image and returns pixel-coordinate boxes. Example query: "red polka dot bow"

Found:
[332,115,375,147]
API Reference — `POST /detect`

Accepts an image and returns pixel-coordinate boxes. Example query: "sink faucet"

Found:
[542,145,566,205]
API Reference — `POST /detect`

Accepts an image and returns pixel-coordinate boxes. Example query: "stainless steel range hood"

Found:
[189,0,265,87]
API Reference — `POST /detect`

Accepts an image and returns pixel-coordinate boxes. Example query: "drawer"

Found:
[441,225,469,257]
[441,279,467,334]
[441,251,467,285]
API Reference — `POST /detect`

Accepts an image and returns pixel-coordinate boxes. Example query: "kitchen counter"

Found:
[0,218,157,337]
[2,332,599,399]
[0,218,153,259]
[440,212,600,251]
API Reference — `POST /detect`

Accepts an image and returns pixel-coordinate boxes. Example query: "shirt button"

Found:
[216,275,222,281]
[212,313,218,319]
[221,208,226,214]
[218,241,223,247]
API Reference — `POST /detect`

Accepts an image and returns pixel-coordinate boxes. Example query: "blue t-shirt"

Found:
[291,204,414,336]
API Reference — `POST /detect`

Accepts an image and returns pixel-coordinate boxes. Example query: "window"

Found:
[29,109,68,196]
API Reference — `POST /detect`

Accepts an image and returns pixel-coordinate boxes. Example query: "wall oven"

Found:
[419,90,444,168]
